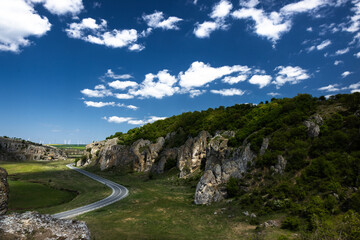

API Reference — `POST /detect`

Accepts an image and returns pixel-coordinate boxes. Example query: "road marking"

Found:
[52,163,129,219]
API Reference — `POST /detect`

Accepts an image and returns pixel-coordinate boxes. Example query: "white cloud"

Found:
[267,92,280,96]
[103,116,133,124]
[342,0,360,33]
[307,27,313,32]
[108,80,138,90]
[188,89,206,98]
[316,39,332,50]
[318,84,340,92]
[129,70,178,99]
[104,116,166,125]
[105,69,133,79]
[352,89,360,93]
[232,8,291,42]
[248,75,272,88]
[33,0,84,16]
[94,84,106,90]
[0,0,51,52]
[210,0,233,19]
[84,101,115,107]
[179,61,249,88]
[80,88,112,98]
[355,52,360,58]
[66,18,143,51]
[273,66,310,87]
[222,74,249,84]
[334,60,343,65]
[341,71,352,78]
[348,81,360,89]
[114,93,134,99]
[193,21,220,38]
[142,11,183,30]
[280,0,329,15]
[239,0,259,8]
[210,88,245,96]
[193,0,232,38]
[335,47,350,55]
[125,105,138,110]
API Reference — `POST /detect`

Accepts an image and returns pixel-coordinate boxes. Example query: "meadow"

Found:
[0,160,295,239]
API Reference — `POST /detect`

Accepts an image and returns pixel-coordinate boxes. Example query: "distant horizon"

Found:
[1,0,359,143]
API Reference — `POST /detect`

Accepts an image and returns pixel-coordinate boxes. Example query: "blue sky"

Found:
[0,0,359,144]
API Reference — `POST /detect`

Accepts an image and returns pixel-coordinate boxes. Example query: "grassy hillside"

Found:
[106,93,360,238]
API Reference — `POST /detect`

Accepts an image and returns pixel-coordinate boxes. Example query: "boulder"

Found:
[304,114,323,138]
[0,211,90,240]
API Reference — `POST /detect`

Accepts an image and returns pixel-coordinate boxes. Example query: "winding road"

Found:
[52,163,129,219]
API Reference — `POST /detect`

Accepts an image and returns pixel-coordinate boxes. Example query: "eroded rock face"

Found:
[194,133,257,205]
[270,155,287,174]
[304,113,323,138]
[178,131,211,178]
[0,168,8,215]
[133,137,165,172]
[151,148,178,174]
[0,211,90,240]
[0,137,66,161]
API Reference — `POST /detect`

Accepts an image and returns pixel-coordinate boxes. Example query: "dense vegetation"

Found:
[108,93,360,238]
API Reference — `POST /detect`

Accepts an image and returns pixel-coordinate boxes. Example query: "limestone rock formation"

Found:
[151,148,178,174]
[0,168,8,215]
[0,211,90,240]
[271,155,287,174]
[0,137,66,161]
[304,113,323,138]
[177,131,211,178]
[194,133,257,205]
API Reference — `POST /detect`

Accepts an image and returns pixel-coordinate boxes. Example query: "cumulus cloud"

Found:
[335,47,350,55]
[105,69,133,79]
[108,80,138,90]
[341,71,352,78]
[355,52,360,58]
[280,0,329,15]
[142,11,183,30]
[33,0,84,16]
[194,0,232,38]
[342,0,360,33]
[334,60,343,65]
[66,18,143,51]
[248,75,272,88]
[210,88,245,96]
[80,88,112,98]
[222,74,249,84]
[318,84,340,92]
[102,116,133,124]
[0,0,51,52]
[316,39,332,50]
[179,61,249,88]
[273,66,310,87]
[231,0,334,43]
[114,93,134,99]
[129,70,178,99]
[103,116,166,125]
[348,81,360,93]
[232,8,291,42]
[267,92,280,96]
[84,101,115,107]
[188,89,207,98]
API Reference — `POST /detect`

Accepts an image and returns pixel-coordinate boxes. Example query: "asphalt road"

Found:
[52,163,129,219]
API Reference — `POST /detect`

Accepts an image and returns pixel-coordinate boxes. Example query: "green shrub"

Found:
[281,216,300,231]
[226,177,240,198]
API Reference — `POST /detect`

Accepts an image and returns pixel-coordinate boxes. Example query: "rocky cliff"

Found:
[0,167,8,215]
[79,130,259,205]
[0,211,90,240]
[0,137,66,161]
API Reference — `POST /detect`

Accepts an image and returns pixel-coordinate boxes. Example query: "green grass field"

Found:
[0,161,295,239]
[49,144,86,150]
[0,160,110,214]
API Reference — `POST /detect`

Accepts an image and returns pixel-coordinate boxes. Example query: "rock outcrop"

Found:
[271,155,287,174]
[0,168,8,215]
[80,130,257,205]
[0,211,90,240]
[0,137,66,161]
[304,113,323,138]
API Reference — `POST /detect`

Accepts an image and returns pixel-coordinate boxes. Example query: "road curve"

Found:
[52,163,129,219]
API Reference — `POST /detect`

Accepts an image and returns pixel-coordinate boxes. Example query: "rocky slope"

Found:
[79,130,264,204]
[0,137,66,161]
[0,212,90,240]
